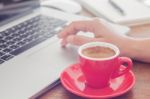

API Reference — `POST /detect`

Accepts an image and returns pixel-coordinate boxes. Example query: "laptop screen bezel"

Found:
[0,0,40,14]
[0,0,40,26]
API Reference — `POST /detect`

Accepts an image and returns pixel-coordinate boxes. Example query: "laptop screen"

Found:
[0,0,40,22]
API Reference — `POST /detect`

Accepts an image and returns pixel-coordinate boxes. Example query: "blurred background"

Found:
[0,0,150,26]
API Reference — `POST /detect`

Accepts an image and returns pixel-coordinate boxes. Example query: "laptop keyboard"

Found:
[0,15,66,64]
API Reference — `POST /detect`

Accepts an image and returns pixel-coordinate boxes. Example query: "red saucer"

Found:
[60,63,135,99]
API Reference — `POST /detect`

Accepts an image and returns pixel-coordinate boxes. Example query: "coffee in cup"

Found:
[78,42,132,88]
[82,46,115,58]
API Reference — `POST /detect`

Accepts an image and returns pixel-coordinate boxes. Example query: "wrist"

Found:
[110,35,135,58]
[118,36,138,58]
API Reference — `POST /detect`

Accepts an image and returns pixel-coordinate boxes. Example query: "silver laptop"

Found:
[0,0,87,99]
[0,1,130,99]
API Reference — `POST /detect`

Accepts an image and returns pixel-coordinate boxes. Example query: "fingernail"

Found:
[61,40,67,47]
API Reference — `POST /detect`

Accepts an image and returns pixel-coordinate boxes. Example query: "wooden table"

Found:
[39,8,150,99]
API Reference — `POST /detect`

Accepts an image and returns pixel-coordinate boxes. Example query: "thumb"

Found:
[66,35,106,46]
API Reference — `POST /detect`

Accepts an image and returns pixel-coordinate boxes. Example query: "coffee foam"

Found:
[82,46,115,58]
[79,42,119,61]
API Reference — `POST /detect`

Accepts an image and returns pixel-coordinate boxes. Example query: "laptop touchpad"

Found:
[26,40,78,70]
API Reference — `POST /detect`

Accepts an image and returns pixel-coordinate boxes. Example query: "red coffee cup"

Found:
[78,42,132,88]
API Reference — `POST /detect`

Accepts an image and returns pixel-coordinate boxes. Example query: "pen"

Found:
[108,0,125,16]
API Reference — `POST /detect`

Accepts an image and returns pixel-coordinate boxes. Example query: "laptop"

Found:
[0,0,130,99]
[0,0,87,99]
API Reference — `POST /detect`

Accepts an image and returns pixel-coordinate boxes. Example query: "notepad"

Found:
[77,0,150,26]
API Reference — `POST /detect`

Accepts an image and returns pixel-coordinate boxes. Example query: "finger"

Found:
[61,39,67,47]
[58,20,95,38]
[65,35,106,46]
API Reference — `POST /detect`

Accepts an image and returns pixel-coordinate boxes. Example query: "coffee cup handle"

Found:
[112,57,132,78]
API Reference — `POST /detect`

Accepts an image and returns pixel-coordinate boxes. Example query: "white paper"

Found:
[78,0,150,26]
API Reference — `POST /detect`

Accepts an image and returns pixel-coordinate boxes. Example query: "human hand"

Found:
[58,18,131,55]
[58,19,111,46]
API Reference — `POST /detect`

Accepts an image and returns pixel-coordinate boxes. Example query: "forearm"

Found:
[105,32,150,62]
[118,37,150,63]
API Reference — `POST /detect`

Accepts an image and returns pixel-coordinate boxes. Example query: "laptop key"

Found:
[3,48,13,53]
[0,40,5,44]
[0,31,10,37]
[0,51,5,57]
[4,36,14,41]
[10,37,47,56]
[0,59,5,64]
[0,35,3,39]
[9,45,20,49]
[16,41,26,46]
[1,54,14,61]
[0,44,7,50]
